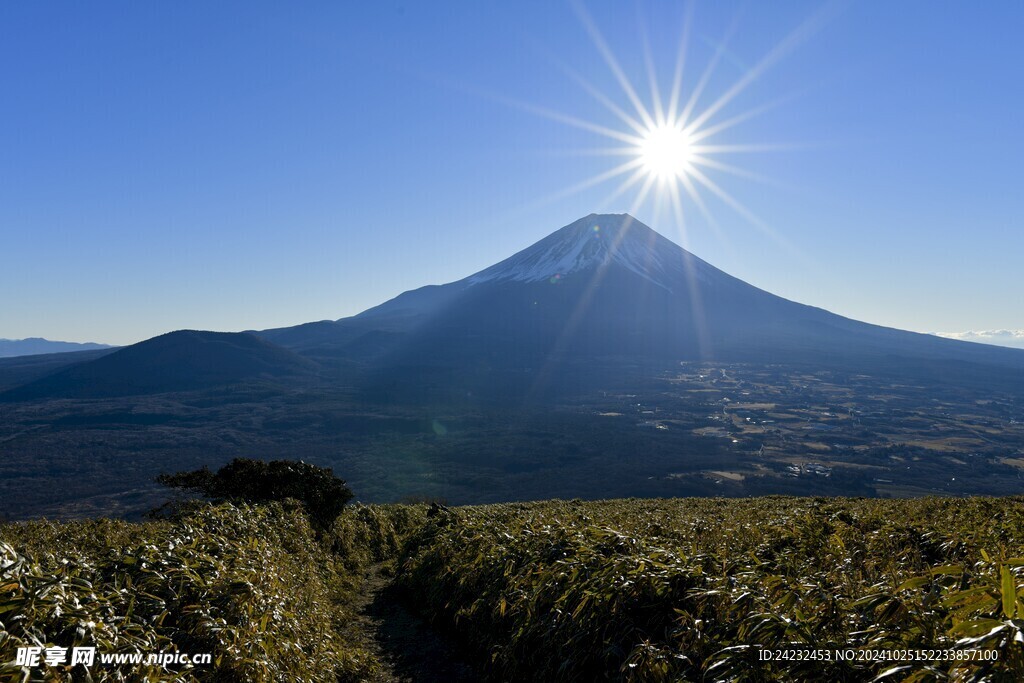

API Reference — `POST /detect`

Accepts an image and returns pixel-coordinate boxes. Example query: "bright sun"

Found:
[638,124,694,182]
[510,1,827,235]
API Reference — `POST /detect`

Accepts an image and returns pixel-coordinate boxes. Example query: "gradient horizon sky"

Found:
[2,1,1022,347]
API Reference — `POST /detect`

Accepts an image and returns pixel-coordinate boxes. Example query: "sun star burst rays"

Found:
[520,1,833,250]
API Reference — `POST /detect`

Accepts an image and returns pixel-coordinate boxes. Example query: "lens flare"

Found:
[497,0,833,247]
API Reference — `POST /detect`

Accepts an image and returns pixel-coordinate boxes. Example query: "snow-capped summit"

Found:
[466,213,710,290]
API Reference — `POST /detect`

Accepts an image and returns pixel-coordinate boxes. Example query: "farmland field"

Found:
[4,361,1023,521]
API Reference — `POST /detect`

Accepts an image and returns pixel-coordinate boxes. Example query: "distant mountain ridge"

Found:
[1,330,319,400]
[0,337,113,358]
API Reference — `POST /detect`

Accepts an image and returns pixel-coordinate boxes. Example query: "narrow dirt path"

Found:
[347,563,479,683]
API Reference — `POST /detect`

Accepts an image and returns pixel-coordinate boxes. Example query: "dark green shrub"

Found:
[157,458,353,530]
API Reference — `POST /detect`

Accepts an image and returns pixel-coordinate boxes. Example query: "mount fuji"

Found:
[5,213,1024,402]
[253,213,1024,399]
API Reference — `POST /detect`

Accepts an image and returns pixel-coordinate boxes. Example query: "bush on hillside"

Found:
[157,457,353,530]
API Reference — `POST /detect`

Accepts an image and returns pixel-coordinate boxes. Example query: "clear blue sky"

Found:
[2,1,1022,346]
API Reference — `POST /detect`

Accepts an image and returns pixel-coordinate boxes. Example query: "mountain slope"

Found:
[0,330,320,400]
[276,214,1024,398]
[0,348,118,392]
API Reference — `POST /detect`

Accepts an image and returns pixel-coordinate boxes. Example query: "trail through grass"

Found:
[343,562,477,683]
